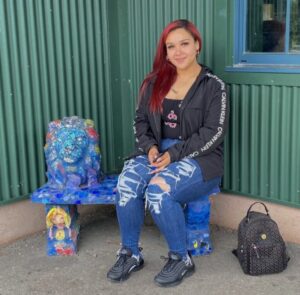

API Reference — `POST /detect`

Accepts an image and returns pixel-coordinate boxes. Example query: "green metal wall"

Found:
[223,84,300,207]
[0,0,299,208]
[219,0,300,207]
[0,0,116,204]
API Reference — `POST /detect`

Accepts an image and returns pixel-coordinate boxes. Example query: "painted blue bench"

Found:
[31,180,218,256]
[185,186,220,256]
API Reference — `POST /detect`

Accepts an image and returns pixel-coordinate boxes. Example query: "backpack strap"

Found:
[246,202,269,222]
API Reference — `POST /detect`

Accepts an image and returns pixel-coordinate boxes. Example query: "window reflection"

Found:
[263,20,285,52]
[247,0,287,53]
[290,0,300,52]
[247,0,300,53]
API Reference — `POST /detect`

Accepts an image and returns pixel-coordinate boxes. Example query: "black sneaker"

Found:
[154,252,195,287]
[107,248,144,282]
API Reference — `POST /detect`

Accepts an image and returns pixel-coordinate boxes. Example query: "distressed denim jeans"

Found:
[115,139,221,257]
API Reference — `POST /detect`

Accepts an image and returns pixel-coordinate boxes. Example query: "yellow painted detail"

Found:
[55,229,65,240]
[85,119,94,127]
[95,146,100,154]
[193,241,198,248]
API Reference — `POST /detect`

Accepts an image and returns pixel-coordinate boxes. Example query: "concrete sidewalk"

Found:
[0,214,299,295]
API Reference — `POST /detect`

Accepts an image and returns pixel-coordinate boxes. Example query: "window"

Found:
[234,0,300,71]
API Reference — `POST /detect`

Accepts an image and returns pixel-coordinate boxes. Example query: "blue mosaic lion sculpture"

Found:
[44,116,101,188]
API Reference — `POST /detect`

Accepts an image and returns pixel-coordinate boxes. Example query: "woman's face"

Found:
[165,28,199,72]
[52,214,65,227]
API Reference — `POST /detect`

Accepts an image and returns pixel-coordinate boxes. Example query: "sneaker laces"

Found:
[159,254,180,272]
[115,247,143,267]
[114,252,129,268]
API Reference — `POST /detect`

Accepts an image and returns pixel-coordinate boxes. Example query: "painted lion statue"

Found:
[44,116,101,189]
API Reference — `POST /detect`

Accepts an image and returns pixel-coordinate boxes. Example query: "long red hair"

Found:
[139,19,202,112]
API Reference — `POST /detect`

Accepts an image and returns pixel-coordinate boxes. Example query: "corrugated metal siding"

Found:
[0,0,115,204]
[223,84,300,207]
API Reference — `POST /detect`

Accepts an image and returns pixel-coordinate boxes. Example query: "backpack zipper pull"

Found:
[252,243,260,258]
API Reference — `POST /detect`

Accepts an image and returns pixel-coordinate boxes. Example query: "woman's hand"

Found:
[148,145,159,164]
[150,151,171,174]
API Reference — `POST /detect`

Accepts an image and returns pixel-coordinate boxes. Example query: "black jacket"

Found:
[132,65,229,180]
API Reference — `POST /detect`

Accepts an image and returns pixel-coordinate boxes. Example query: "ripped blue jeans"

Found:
[115,139,221,257]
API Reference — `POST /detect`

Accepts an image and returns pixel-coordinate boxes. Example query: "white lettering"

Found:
[200,127,223,152]
[206,73,225,90]
[187,151,199,158]
[219,92,227,125]
[199,72,227,153]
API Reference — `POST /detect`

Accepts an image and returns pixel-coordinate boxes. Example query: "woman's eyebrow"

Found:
[166,38,191,45]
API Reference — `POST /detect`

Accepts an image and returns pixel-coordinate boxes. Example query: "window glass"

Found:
[230,0,300,71]
[246,0,287,52]
[290,0,300,52]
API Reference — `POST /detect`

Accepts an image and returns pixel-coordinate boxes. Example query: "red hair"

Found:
[139,19,202,112]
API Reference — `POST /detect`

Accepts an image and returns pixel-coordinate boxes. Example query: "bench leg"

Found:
[45,204,80,256]
[185,195,213,256]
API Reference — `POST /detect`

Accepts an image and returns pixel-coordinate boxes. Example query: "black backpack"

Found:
[232,202,290,275]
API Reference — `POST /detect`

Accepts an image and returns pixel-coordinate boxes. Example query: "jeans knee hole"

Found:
[149,176,170,192]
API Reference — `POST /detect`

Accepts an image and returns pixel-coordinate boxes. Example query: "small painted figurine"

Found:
[45,206,78,256]
[46,206,72,240]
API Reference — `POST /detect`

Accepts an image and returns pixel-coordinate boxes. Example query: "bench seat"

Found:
[31,175,118,205]
[32,175,218,256]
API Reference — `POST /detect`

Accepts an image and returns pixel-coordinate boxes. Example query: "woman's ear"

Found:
[195,40,200,52]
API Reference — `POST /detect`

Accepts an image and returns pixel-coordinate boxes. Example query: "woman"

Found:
[107,19,229,287]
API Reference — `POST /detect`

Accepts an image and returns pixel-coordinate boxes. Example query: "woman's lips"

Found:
[174,57,186,63]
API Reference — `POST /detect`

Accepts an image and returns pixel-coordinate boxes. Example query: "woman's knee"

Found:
[149,176,171,192]
[146,176,173,214]
[116,159,149,207]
